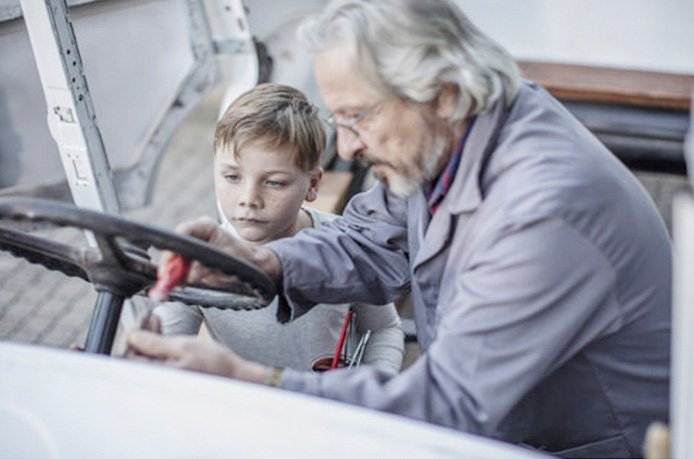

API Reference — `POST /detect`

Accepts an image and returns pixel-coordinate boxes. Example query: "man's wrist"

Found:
[264,367,283,388]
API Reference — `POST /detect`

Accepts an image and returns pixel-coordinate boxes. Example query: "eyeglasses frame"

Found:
[324,101,383,136]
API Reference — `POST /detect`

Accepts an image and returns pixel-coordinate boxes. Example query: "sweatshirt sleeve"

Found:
[154,302,204,336]
[353,301,405,375]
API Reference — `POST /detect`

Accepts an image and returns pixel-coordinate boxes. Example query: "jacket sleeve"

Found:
[267,183,411,323]
[278,216,623,435]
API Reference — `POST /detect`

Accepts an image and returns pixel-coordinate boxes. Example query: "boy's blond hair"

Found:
[215,83,326,171]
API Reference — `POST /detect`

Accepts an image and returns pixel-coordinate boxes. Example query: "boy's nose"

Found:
[336,127,366,161]
[239,184,261,207]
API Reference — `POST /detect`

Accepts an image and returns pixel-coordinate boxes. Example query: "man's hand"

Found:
[160,216,283,288]
[124,329,270,384]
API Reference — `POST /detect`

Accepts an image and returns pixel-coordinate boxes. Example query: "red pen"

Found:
[148,254,191,303]
[330,308,353,370]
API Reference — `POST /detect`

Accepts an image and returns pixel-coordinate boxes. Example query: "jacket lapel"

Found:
[411,96,508,271]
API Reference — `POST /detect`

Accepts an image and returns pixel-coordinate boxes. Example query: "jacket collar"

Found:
[445,93,510,215]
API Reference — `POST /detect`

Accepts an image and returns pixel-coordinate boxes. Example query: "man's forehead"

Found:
[314,46,376,111]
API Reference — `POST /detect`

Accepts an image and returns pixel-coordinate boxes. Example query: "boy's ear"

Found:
[305,167,323,202]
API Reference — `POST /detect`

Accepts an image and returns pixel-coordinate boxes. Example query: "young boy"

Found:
[155,83,404,374]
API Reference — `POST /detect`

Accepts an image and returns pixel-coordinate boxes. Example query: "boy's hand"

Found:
[160,216,282,288]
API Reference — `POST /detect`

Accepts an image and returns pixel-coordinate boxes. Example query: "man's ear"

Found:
[436,83,459,119]
[305,167,324,202]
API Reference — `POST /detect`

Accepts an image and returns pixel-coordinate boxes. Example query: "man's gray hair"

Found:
[298,0,520,122]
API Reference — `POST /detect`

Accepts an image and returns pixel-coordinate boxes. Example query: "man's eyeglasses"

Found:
[324,101,382,136]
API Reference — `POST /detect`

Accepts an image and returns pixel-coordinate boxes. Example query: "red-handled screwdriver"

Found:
[122,255,191,358]
[148,254,192,303]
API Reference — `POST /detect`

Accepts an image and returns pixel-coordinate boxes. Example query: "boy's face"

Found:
[214,140,320,245]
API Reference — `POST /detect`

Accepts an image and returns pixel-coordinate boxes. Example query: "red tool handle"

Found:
[148,255,191,302]
[330,309,353,370]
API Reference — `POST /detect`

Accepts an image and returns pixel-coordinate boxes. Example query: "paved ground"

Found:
[0,76,690,370]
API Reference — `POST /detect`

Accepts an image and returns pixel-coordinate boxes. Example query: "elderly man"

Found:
[127,0,671,456]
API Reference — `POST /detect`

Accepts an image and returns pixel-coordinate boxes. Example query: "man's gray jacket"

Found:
[268,81,671,458]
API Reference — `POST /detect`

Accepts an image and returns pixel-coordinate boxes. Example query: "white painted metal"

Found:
[672,108,694,458]
[19,0,119,214]
[113,0,220,210]
[0,341,546,458]
[211,0,260,118]
[686,94,694,192]
[672,194,694,458]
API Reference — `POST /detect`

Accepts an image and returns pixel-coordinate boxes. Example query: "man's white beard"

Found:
[385,173,423,199]
[381,133,449,200]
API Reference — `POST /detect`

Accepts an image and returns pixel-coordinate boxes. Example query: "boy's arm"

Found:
[353,302,405,374]
[154,303,204,336]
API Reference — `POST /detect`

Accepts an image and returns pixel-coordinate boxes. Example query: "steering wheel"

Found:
[0,198,276,354]
[0,197,276,306]
[0,198,278,353]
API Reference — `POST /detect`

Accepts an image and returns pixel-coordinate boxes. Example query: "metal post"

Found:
[20,0,126,354]
[83,292,125,355]
[210,0,258,117]
[19,0,120,214]
[672,193,694,458]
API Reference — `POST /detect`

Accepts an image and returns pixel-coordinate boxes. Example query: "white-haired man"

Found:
[127,1,671,456]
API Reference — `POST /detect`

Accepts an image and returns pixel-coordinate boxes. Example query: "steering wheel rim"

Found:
[0,198,276,309]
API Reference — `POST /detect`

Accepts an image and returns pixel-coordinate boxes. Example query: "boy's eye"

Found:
[224,174,239,182]
[265,179,286,187]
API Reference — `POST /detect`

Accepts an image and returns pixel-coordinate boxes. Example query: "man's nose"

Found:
[336,127,366,161]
